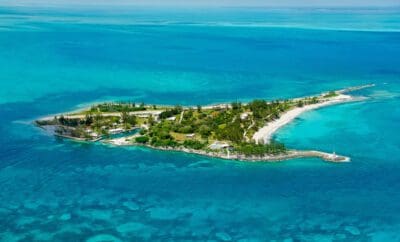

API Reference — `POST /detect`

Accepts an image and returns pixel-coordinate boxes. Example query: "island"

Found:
[35,85,373,163]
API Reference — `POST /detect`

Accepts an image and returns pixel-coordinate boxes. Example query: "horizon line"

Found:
[2,4,400,9]
[1,1,400,9]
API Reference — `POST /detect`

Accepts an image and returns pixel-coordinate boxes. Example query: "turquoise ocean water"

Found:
[1,6,400,241]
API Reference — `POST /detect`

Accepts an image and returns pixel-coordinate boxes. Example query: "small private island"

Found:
[35,85,373,163]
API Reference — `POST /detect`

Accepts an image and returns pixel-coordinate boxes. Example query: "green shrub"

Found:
[135,136,149,144]
[183,140,206,150]
[235,142,286,156]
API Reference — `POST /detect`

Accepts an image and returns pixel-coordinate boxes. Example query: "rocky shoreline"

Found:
[102,141,350,163]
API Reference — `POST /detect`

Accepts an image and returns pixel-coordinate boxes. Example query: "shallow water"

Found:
[0,6,400,241]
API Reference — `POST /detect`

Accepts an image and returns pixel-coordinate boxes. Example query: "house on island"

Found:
[214,104,230,110]
[109,128,124,134]
[85,128,99,138]
[240,112,251,120]
[133,110,163,121]
[209,141,231,150]
[166,116,176,121]
[89,132,99,138]
[185,133,195,139]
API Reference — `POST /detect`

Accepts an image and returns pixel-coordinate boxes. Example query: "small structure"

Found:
[240,112,250,120]
[209,141,231,150]
[326,151,337,159]
[216,104,229,110]
[109,128,124,134]
[185,133,195,139]
[166,116,176,121]
[133,111,163,119]
[89,132,99,138]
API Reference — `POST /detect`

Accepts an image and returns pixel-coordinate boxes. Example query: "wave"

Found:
[1,18,400,33]
[1,6,400,33]
[161,21,400,33]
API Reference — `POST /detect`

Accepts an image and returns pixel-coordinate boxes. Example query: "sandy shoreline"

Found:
[252,94,360,144]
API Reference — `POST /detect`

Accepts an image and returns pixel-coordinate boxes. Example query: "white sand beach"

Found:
[253,94,356,144]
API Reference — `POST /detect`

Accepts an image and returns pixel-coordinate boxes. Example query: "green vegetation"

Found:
[235,142,286,156]
[141,98,296,155]
[91,102,146,112]
[135,136,149,144]
[183,140,206,150]
[159,106,182,119]
[121,111,137,129]
[323,91,338,98]
[70,126,91,139]
[36,109,137,140]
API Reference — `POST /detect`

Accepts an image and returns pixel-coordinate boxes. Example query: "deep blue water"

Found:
[1,6,400,241]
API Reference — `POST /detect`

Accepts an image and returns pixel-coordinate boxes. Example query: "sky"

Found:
[2,0,400,7]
